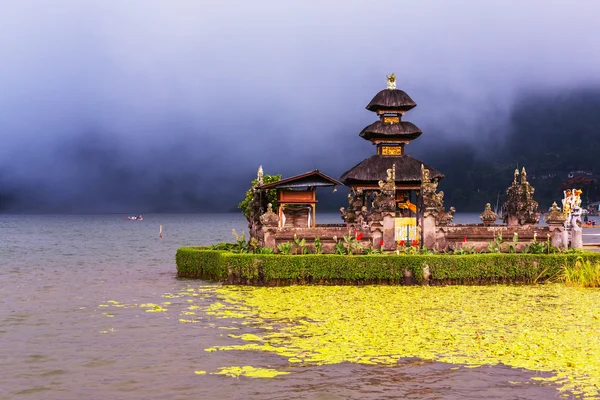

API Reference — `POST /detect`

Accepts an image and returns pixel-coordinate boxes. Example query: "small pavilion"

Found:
[256,170,341,228]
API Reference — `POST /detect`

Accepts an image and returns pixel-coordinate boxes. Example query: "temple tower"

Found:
[340,74,444,248]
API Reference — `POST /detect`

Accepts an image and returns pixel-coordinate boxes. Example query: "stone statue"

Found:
[340,207,347,223]
[421,164,440,208]
[342,189,365,225]
[520,167,527,184]
[373,166,395,213]
[562,188,583,227]
[378,165,396,193]
[503,167,539,225]
[422,166,430,182]
[421,164,455,225]
[480,203,498,226]
[356,206,370,228]
[257,165,264,186]
[386,73,396,90]
[545,202,566,225]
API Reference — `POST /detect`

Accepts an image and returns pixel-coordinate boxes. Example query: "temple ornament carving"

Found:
[372,165,396,213]
[502,167,539,226]
[545,202,566,225]
[259,203,279,227]
[421,164,454,225]
[480,203,498,226]
[386,73,396,90]
[381,145,402,155]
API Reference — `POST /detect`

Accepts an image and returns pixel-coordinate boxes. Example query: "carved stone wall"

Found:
[273,226,365,254]
[437,225,552,252]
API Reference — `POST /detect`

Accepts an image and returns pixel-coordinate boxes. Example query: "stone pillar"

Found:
[370,224,383,250]
[570,208,583,249]
[562,229,570,250]
[422,211,437,249]
[547,223,567,250]
[545,202,568,250]
[571,224,583,249]
[382,211,396,251]
[262,227,277,250]
[259,203,279,251]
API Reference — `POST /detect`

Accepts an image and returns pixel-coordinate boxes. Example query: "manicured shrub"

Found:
[175,247,600,285]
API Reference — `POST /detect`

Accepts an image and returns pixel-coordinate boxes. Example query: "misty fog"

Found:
[1,1,599,212]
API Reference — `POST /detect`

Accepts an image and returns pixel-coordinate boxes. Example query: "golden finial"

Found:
[386,73,396,90]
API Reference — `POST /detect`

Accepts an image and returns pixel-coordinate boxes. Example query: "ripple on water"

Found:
[1,214,592,400]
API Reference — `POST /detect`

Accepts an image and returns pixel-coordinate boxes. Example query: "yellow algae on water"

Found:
[201,284,600,398]
[214,366,290,378]
[228,334,262,342]
[140,303,167,313]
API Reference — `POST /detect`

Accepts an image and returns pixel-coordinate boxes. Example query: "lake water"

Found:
[0,212,585,399]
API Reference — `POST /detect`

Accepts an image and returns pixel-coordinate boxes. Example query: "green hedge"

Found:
[175,247,600,285]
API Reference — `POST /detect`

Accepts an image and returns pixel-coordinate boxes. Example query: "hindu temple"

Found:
[246,74,581,253]
[339,73,447,250]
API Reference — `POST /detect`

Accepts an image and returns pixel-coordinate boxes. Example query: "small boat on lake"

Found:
[123,215,144,221]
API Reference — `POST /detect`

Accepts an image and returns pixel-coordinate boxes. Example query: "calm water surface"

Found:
[0,213,569,399]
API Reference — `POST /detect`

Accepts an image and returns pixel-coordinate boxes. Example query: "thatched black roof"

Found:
[340,155,444,185]
[366,89,416,112]
[257,170,342,190]
[359,120,422,141]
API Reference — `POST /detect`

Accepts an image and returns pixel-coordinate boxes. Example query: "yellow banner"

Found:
[395,218,419,243]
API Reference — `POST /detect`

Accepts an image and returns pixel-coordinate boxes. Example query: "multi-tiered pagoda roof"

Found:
[340,74,443,188]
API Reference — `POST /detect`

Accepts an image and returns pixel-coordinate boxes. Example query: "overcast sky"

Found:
[1,0,599,212]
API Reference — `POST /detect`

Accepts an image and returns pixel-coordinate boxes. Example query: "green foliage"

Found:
[396,238,421,255]
[488,232,503,253]
[342,234,363,255]
[523,234,554,254]
[231,230,249,253]
[277,242,292,255]
[419,245,438,255]
[210,242,235,251]
[257,247,275,254]
[292,235,308,255]
[238,173,282,217]
[397,244,419,255]
[561,256,600,287]
[175,247,228,280]
[176,247,600,285]
[248,237,259,253]
[313,237,323,255]
[334,240,345,255]
[451,245,477,255]
[364,247,381,255]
